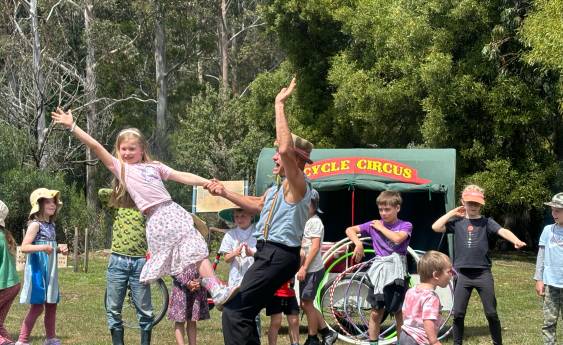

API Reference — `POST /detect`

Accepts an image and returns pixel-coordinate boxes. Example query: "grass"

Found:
[2,252,550,344]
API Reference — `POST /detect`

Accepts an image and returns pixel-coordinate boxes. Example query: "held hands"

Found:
[352,243,364,263]
[205,179,226,197]
[233,244,243,257]
[187,279,201,292]
[242,243,254,257]
[535,280,545,297]
[275,77,297,105]
[51,107,74,129]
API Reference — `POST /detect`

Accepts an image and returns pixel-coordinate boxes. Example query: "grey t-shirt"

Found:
[446,216,501,269]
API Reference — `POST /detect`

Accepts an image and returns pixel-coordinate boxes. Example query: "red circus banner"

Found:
[304,157,431,184]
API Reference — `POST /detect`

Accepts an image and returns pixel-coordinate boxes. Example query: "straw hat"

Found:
[0,200,8,227]
[29,188,63,217]
[191,213,209,238]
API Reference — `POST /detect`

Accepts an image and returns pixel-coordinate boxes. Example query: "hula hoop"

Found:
[316,238,453,344]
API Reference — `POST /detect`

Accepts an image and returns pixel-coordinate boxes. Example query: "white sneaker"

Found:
[214,285,240,311]
[15,342,30,345]
[43,338,61,345]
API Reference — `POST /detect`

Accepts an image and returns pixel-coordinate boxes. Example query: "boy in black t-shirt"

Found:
[432,184,526,345]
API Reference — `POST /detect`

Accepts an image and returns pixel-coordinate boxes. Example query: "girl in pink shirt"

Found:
[401,251,453,345]
[51,109,237,315]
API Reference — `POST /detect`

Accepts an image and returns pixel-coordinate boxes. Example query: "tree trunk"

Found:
[30,0,47,168]
[196,30,204,84]
[231,35,238,96]
[154,1,168,157]
[219,0,229,98]
[84,1,99,212]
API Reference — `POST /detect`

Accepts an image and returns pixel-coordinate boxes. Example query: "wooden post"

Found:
[83,227,89,273]
[73,226,79,273]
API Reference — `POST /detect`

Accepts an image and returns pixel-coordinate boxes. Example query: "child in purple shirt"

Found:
[346,191,412,345]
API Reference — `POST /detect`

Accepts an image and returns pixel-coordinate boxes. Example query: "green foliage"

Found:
[0,167,96,245]
[466,159,554,212]
[0,123,26,174]
[520,0,563,72]
[170,86,272,188]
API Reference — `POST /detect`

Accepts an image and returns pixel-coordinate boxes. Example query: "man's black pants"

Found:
[222,240,300,345]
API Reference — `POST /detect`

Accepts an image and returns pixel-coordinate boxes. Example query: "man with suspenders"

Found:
[206,78,317,345]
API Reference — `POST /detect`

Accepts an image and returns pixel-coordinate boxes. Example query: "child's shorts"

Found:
[398,330,419,345]
[366,279,406,313]
[299,268,324,301]
[265,295,299,316]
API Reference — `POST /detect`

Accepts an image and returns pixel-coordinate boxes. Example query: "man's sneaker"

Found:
[322,330,339,345]
[43,338,61,345]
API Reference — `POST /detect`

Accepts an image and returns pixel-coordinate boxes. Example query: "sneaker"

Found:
[322,330,339,345]
[43,339,61,345]
[201,277,240,311]
[304,336,321,345]
[214,285,240,311]
[15,342,30,345]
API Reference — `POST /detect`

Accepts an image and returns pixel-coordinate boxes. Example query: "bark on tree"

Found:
[30,0,47,168]
[219,0,229,98]
[231,35,238,96]
[84,1,99,211]
[155,1,168,157]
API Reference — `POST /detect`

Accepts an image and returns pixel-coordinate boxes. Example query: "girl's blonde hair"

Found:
[110,128,152,208]
[0,226,17,256]
[418,250,451,283]
[462,184,485,195]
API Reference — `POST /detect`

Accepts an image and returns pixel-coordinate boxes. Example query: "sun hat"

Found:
[544,192,563,209]
[310,189,323,214]
[218,207,242,224]
[218,207,259,225]
[291,133,314,164]
[191,213,209,238]
[461,190,485,205]
[29,188,63,217]
[0,200,8,227]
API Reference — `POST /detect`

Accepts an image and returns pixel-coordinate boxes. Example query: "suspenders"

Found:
[262,184,281,241]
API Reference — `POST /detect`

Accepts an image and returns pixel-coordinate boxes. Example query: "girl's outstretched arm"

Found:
[497,228,527,249]
[168,169,210,187]
[51,107,115,173]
